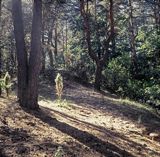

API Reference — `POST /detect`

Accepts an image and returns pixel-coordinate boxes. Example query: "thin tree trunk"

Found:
[54,21,58,57]
[154,0,160,31]
[41,17,46,73]
[65,20,68,53]
[0,0,2,95]
[62,28,65,66]
[94,64,103,91]
[128,0,137,76]
[48,29,54,68]
[12,0,28,105]
[27,0,42,109]
[10,33,16,76]
[109,0,116,56]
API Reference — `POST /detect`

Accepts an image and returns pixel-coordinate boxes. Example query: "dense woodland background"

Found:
[0,0,160,109]
[0,0,160,156]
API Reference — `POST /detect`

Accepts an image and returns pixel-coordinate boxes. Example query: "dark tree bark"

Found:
[12,0,28,105]
[65,19,68,53]
[9,33,17,76]
[154,0,160,30]
[27,0,42,109]
[62,28,66,66]
[128,0,137,77]
[12,0,42,109]
[54,21,58,57]
[41,14,46,73]
[0,0,2,95]
[48,28,54,68]
[95,64,103,91]
[109,0,116,56]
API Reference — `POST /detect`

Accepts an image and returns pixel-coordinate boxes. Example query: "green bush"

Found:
[103,55,130,92]
[103,52,160,107]
[0,72,12,97]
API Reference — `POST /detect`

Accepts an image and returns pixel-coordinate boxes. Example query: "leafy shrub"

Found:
[0,72,12,97]
[55,73,63,100]
[103,55,130,92]
[103,52,160,108]
[54,146,64,157]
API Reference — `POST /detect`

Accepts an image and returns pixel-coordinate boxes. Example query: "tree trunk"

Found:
[62,28,65,66]
[48,29,54,68]
[0,0,2,95]
[154,0,160,30]
[65,19,68,53]
[109,0,116,56]
[128,0,137,77]
[54,21,58,57]
[10,33,16,76]
[27,0,42,109]
[95,64,102,91]
[80,0,113,90]
[12,0,28,105]
[41,18,46,73]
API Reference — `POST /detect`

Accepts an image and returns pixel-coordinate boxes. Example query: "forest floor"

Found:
[0,78,160,157]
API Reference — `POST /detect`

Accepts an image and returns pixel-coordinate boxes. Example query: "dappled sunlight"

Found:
[1,0,160,156]
[1,81,160,156]
[37,80,160,156]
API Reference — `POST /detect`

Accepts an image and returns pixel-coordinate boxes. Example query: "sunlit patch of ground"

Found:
[0,80,160,157]
[39,80,160,157]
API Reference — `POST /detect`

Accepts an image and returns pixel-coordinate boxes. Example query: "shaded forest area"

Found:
[0,0,160,157]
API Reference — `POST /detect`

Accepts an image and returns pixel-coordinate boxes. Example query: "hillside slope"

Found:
[0,80,160,157]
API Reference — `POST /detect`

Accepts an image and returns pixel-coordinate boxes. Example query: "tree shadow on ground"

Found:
[41,106,160,157]
[0,101,78,157]
[23,107,135,157]
[0,124,72,157]
[39,82,160,133]
[0,125,31,156]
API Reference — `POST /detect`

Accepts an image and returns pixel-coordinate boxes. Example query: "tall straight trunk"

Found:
[54,21,58,57]
[65,20,68,53]
[48,29,54,68]
[27,0,42,109]
[154,0,160,31]
[94,0,101,60]
[109,0,116,56]
[9,33,16,76]
[41,17,46,73]
[128,0,137,76]
[62,28,65,66]
[12,0,28,105]
[0,0,2,95]
[95,64,103,91]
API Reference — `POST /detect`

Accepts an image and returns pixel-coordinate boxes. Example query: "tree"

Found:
[27,0,42,108]
[0,0,2,95]
[80,0,114,90]
[12,0,42,109]
[128,0,137,77]
[12,0,28,105]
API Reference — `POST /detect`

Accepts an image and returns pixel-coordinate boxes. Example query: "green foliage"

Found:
[0,72,12,97]
[55,73,63,100]
[54,146,64,157]
[103,55,130,92]
[65,34,95,83]
[144,84,160,105]
[103,29,160,107]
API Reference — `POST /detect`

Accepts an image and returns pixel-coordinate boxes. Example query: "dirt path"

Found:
[39,80,160,157]
[0,80,160,157]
